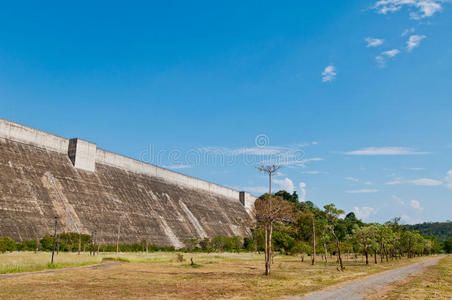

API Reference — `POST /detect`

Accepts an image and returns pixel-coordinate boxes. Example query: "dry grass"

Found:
[368,255,452,300]
[0,252,438,299]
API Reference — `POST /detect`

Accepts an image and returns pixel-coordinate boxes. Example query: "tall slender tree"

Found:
[324,204,345,271]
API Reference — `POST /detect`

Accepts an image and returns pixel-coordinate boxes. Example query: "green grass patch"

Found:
[102,257,130,263]
[0,261,97,274]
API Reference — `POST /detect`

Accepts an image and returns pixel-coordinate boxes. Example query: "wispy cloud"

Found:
[373,0,446,20]
[386,179,403,185]
[401,27,415,36]
[302,170,328,175]
[346,189,379,194]
[376,49,401,67]
[345,147,428,155]
[365,37,384,47]
[200,143,322,168]
[411,178,443,186]
[322,65,337,82]
[383,49,401,57]
[407,34,426,51]
[345,177,360,182]
[386,177,443,186]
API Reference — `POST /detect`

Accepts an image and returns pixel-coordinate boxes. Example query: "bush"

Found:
[0,237,17,252]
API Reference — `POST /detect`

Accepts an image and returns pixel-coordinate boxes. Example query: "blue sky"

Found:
[1,1,451,224]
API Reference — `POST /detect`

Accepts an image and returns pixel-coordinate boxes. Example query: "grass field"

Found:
[0,252,443,299]
[367,255,452,299]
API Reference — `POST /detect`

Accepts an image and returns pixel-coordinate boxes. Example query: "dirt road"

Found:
[288,256,442,300]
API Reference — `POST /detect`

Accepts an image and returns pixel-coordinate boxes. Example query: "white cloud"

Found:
[407,35,426,51]
[411,178,443,186]
[312,141,318,145]
[444,170,452,188]
[373,0,445,19]
[409,199,424,212]
[365,37,384,47]
[365,181,373,185]
[322,65,337,82]
[405,167,425,170]
[302,170,328,175]
[383,49,401,57]
[274,177,295,193]
[345,146,428,155]
[401,27,415,36]
[299,182,307,201]
[353,206,378,220]
[386,180,403,185]
[162,164,192,169]
[345,177,360,182]
[346,189,379,194]
[387,176,445,186]
[376,49,401,67]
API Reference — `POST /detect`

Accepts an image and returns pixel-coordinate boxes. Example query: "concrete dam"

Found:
[0,119,256,247]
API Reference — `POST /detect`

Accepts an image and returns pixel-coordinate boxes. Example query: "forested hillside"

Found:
[405,222,452,241]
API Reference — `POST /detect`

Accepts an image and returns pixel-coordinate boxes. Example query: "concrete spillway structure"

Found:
[0,119,256,247]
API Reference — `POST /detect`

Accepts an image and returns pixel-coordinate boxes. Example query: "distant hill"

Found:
[404,222,452,241]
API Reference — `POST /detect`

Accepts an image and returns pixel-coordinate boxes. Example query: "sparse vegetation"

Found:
[0,251,442,299]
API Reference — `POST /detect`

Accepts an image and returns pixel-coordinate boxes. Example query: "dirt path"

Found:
[288,256,443,300]
[0,262,119,279]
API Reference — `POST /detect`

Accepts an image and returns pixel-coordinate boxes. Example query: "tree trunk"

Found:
[324,243,328,263]
[380,244,384,263]
[374,249,377,264]
[312,217,316,265]
[365,251,369,265]
[331,229,344,270]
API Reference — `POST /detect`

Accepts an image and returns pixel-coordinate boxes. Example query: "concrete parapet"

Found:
[0,118,68,153]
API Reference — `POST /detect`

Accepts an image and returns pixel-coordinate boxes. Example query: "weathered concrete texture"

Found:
[0,120,255,247]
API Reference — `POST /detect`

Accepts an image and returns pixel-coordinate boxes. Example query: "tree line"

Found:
[251,189,446,275]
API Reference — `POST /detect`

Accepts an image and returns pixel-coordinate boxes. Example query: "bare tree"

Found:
[255,164,294,275]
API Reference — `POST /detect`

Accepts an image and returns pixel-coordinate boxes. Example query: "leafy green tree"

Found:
[444,238,452,253]
[353,225,378,265]
[275,190,299,204]
[0,237,16,252]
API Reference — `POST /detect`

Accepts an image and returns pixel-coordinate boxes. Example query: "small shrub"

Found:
[177,253,185,262]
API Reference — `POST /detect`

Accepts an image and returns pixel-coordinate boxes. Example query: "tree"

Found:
[275,190,299,204]
[353,225,378,265]
[199,238,213,253]
[324,204,345,271]
[444,238,452,253]
[254,192,295,275]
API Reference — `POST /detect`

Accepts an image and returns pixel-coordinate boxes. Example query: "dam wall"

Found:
[0,118,256,247]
